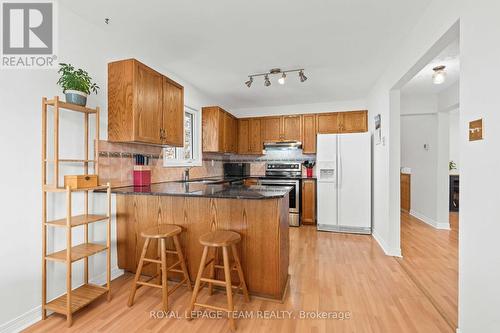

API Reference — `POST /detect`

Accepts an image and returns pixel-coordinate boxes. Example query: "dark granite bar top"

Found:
[108,181,292,200]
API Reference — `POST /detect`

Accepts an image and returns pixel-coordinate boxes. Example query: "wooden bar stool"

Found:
[188,230,250,331]
[128,224,192,311]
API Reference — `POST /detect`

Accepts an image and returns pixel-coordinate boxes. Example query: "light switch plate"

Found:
[469,119,483,141]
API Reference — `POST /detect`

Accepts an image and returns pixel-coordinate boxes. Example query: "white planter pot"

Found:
[65,90,88,106]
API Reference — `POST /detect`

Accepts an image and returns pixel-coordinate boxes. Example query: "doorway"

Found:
[395,33,460,330]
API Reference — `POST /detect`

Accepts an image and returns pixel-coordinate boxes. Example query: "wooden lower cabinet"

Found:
[116,194,289,300]
[401,173,411,212]
[301,179,316,225]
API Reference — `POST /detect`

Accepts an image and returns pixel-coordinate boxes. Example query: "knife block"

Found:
[133,166,151,187]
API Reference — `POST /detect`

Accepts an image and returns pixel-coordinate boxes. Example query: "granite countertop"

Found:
[109,181,292,199]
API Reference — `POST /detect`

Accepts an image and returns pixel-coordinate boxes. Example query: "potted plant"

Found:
[303,160,316,178]
[57,63,99,106]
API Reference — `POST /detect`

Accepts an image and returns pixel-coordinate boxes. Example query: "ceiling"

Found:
[64,0,434,109]
[402,40,460,95]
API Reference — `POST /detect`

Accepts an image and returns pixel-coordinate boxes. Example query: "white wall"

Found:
[401,113,438,221]
[400,93,450,229]
[438,81,460,112]
[0,4,217,331]
[401,93,438,115]
[449,109,460,173]
[232,99,367,118]
[369,0,500,331]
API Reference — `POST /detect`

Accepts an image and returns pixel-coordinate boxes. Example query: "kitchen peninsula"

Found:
[112,181,290,300]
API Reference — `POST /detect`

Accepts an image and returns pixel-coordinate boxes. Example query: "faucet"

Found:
[183,167,190,182]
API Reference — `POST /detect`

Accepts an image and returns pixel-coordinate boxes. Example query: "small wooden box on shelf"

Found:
[41,97,111,327]
[64,174,99,189]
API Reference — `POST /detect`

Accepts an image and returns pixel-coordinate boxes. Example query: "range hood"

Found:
[263,141,302,151]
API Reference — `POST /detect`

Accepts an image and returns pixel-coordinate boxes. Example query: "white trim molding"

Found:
[372,229,402,257]
[0,267,124,333]
[410,210,451,230]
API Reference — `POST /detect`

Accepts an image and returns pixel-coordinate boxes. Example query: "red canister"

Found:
[133,166,151,186]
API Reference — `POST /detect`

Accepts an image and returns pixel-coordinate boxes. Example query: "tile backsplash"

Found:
[97,141,223,187]
[97,141,316,187]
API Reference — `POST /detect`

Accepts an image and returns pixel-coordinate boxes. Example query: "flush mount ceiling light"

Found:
[245,68,307,87]
[432,65,446,85]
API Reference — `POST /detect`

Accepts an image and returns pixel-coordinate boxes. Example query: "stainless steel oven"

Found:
[260,162,302,227]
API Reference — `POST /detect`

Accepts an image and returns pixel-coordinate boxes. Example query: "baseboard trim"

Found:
[409,210,450,230]
[372,229,402,257]
[0,267,124,333]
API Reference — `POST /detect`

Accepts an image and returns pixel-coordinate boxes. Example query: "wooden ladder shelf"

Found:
[41,96,111,327]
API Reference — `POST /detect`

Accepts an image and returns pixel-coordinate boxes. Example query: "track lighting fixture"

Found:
[244,68,307,87]
[264,74,271,87]
[299,70,307,82]
[432,65,446,85]
[245,77,253,87]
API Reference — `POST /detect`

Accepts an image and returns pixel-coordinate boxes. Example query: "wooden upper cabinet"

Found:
[261,117,282,142]
[237,119,249,154]
[223,112,238,153]
[340,111,368,133]
[315,110,368,134]
[108,59,184,146]
[301,179,316,225]
[202,106,237,153]
[238,118,263,155]
[162,77,184,146]
[135,63,163,144]
[202,106,223,152]
[282,115,302,141]
[316,112,341,134]
[302,114,317,154]
[248,118,262,153]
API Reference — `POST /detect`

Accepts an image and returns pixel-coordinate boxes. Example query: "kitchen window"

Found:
[163,106,202,167]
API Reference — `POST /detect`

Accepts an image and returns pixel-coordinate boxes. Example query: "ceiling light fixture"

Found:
[245,77,253,88]
[244,68,307,87]
[278,72,286,85]
[264,74,271,87]
[432,65,446,85]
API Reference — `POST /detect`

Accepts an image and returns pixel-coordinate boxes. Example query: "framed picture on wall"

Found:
[375,114,381,145]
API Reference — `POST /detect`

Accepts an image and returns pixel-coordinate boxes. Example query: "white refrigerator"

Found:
[316,133,372,234]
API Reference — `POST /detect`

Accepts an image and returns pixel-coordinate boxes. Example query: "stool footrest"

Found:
[169,268,184,274]
[214,264,238,271]
[167,278,188,295]
[165,249,177,255]
[167,261,181,271]
[143,258,161,264]
[137,281,162,289]
[194,302,229,313]
[200,277,226,287]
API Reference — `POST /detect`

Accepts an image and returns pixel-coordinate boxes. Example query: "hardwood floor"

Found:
[25,227,452,333]
[397,212,458,330]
